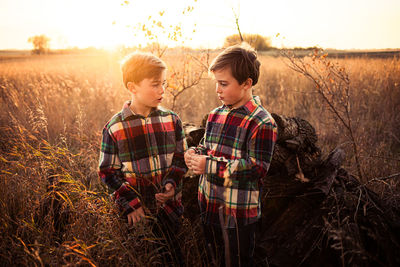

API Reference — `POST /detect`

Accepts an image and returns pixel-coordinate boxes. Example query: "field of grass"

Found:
[0,50,399,265]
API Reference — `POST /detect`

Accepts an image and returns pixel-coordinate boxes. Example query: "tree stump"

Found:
[183,113,400,266]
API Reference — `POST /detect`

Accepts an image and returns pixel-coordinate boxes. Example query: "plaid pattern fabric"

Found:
[98,101,188,222]
[196,96,277,228]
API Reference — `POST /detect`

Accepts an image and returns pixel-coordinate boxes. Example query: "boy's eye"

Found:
[152,81,167,87]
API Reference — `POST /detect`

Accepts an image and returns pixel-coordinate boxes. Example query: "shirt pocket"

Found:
[224,125,248,159]
[205,122,224,154]
[164,130,177,154]
[149,124,176,156]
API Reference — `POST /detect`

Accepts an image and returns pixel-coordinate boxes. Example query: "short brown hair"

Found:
[209,43,260,86]
[121,52,167,88]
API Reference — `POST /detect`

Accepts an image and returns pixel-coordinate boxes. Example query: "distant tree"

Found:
[224,33,272,51]
[28,35,50,54]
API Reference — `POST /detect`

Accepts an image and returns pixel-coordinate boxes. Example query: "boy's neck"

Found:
[130,99,154,117]
[229,93,253,110]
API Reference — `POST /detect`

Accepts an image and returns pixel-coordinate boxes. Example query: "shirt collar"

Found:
[223,95,262,114]
[121,100,164,120]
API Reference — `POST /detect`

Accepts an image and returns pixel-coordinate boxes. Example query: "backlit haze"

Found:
[1,0,399,50]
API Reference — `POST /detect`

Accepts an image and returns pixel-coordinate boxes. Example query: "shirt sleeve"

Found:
[162,115,189,188]
[204,121,277,182]
[98,126,141,216]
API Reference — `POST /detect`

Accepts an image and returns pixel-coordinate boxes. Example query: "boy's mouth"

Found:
[157,97,163,102]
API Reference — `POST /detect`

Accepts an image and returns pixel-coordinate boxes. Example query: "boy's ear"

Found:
[243,78,253,90]
[127,82,136,94]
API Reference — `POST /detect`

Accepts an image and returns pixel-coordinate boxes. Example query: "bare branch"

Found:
[366,172,400,184]
[281,48,363,181]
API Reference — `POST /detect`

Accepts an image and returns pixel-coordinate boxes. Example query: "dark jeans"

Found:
[151,210,185,267]
[202,222,257,267]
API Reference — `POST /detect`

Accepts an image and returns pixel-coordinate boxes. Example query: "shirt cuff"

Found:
[205,156,218,175]
[128,197,142,210]
[122,197,142,217]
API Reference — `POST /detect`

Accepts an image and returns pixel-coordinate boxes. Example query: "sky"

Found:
[1,0,399,50]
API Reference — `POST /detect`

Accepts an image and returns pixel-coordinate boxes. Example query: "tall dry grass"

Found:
[0,51,399,265]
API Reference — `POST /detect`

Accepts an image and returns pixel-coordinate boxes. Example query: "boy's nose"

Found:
[215,84,222,94]
[158,85,165,95]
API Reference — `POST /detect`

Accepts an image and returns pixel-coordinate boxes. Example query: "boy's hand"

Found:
[127,207,145,226]
[190,155,207,174]
[155,183,175,204]
[184,148,196,169]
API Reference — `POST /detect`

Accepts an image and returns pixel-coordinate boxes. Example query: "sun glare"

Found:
[47,0,202,50]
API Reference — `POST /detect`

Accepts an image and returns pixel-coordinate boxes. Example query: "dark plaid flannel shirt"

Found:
[98,101,188,222]
[195,96,277,228]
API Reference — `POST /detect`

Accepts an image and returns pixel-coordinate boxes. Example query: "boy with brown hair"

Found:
[98,52,187,266]
[185,43,277,267]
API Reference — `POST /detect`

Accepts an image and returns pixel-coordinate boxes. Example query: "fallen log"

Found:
[183,113,400,266]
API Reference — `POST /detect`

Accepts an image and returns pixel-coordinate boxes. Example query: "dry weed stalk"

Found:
[282,48,364,181]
